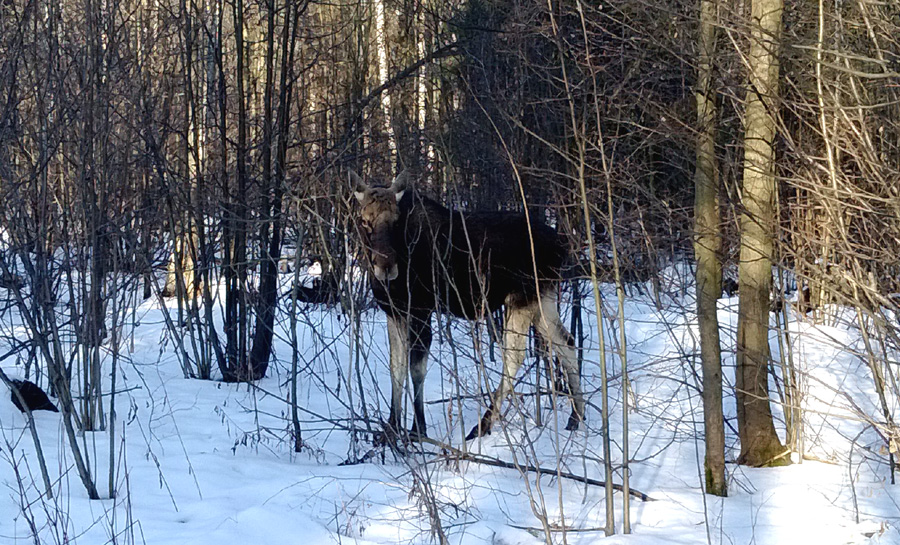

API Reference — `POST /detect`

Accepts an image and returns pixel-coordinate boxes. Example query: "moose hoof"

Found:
[465,423,491,441]
[373,430,393,448]
[408,426,427,443]
[375,424,428,447]
[565,411,582,431]
[465,410,494,441]
[374,422,403,447]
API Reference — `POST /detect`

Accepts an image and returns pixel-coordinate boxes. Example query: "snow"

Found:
[1,274,899,544]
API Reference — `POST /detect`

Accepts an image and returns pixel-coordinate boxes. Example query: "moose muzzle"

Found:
[372,263,399,282]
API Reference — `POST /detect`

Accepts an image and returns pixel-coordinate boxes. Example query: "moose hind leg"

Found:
[408,315,432,439]
[535,292,584,431]
[467,302,534,440]
[386,315,409,436]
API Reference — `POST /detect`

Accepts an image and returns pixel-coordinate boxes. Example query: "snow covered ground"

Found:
[1,274,899,544]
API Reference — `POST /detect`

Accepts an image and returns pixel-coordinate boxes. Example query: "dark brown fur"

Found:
[351,171,583,441]
[372,195,566,319]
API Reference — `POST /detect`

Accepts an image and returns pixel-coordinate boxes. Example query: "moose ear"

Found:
[349,170,367,202]
[390,170,412,202]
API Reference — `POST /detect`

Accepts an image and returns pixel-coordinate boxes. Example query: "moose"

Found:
[350,170,584,442]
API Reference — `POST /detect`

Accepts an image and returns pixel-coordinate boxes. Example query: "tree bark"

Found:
[373,0,395,162]
[694,0,727,494]
[736,0,789,467]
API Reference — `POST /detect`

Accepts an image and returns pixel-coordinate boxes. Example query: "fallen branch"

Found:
[417,436,656,502]
[509,524,608,534]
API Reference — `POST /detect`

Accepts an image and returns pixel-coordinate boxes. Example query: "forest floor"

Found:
[2,270,899,544]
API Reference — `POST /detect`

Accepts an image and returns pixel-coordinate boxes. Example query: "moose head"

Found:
[350,170,410,282]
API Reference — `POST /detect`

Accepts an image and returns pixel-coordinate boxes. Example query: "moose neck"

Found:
[397,190,452,245]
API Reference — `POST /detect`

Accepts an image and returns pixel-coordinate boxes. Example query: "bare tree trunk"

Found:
[571,1,615,533]
[694,0,727,495]
[211,0,232,380]
[289,222,305,453]
[249,0,301,377]
[373,0,395,162]
[736,0,789,467]
[247,0,278,380]
[222,0,250,381]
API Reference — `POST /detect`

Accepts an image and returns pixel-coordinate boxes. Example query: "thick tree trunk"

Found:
[694,0,726,495]
[736,0,789,468]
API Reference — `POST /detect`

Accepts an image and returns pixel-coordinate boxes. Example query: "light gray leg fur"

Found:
[387,315,409,433]
[467,300,536,440]
[491,302,535,422]
[534,292,584,430]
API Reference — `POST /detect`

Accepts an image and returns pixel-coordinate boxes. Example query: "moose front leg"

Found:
[408,314,432,439]
[386,314,409,438]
